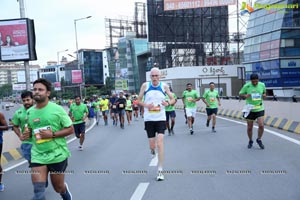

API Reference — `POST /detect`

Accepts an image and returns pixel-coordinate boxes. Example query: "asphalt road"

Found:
[1,109,300,200]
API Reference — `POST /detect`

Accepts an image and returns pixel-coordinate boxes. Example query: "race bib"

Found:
[33,126,53,144]
[209,97,216,102]
[251,93,262,101]
[112,105,117,109]
[119,104,124,108]
[187,97,193,102]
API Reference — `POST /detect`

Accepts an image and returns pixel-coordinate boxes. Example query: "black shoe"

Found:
[248,140,253,149]
[171,129,175,135]
[256,139,265,149]
[206,120,210,127]
[190,130,194,135]
[96,122,99,126]
[168,129,171,136]
[212,127,216,133]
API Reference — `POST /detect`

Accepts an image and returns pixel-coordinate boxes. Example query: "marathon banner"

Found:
[164,0,236,11]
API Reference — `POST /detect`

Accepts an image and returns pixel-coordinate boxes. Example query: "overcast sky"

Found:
[1,0,246,67]
[1,0,145,67]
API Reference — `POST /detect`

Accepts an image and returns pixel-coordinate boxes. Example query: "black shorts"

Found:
[166,111,176,122]
[30,158,68,173]
[245,110,265,121]
[206,108,218,116]
[74,122,86,138]
[133,105,139,111]
[144,121,166,138]
[111,109,118,114]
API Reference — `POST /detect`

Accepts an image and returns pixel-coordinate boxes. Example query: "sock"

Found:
[32,182,46,200]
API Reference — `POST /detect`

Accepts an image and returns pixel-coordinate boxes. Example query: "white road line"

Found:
[130,182,149,200]
[149,154,158,166]
[4,119,96,171]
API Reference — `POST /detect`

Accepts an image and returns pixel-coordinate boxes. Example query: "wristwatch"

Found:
[52,131,56,138]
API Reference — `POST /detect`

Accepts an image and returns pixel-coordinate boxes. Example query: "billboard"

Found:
[72,70,82,84]
[164,0,236,11]
[17,70,38,83]
[0,18,37,62]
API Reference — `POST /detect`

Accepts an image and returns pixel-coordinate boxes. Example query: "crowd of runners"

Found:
[0,68,267,199]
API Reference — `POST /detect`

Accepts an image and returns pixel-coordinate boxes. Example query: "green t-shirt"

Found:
[27,102,73,164]
[239,81,266,112]
[69,103,88,124]
[182,90,200,108]
[203,90,219,109]
[125,99,133,111]
[12,106,32,144]
[165,93,177,111]
[92,101,101,112]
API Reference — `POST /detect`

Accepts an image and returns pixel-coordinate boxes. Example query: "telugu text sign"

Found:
[164,0,236,11]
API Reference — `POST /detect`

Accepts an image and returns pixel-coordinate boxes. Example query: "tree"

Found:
[0,84,13,98]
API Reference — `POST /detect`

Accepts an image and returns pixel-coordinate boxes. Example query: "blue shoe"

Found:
[60,183,72,200]
[0,183,4,192]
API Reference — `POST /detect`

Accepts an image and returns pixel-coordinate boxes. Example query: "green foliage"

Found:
[0,84,13,98]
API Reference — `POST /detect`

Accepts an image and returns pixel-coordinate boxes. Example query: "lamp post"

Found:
[74,16,92,98]
[57,49,68,65]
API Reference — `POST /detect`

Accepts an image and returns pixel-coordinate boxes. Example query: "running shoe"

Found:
[171,129,175,135]
[78,146,83,151]
[190,129,194,135]
[256,139,265,149]
[248,140,253,149]
[60,182,72,200]
[157,171,164,181]
[212,127,216,133]
[168,129,171,136]
[206,120,210,127]
[0,183,4,192]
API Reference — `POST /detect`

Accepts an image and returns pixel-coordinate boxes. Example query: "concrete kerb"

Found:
[175,105,300,135]
[1,118,96,167]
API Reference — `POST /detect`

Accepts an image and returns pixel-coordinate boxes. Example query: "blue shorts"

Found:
[21,143,32,161]
[74,122,86,138]
[166,111,176,122]
[118,109,125,116]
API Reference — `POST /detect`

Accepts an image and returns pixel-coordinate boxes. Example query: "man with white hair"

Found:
[138,67,175,181]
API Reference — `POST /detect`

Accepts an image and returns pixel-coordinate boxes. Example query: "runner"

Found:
[92,96,101,126]
[125,94,133,125]
[69,95,88,151]
[100,95,109,126]
[132,96,139,121]
[109,93,118,126]
[0,112,9,191]
[182,83,200,135]
[27,78,73,199]
[115,91,126,129]
[239,73,266,149]
[138,67,175,181]
[202,82,221,133]
[12,91,34,165]
[165,88,177,136]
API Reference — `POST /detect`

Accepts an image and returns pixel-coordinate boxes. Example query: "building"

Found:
[117,33,149,93]
[146,65,244,98]
[0,61,40,87]
[243,0,300,96]
[39,65,65,83]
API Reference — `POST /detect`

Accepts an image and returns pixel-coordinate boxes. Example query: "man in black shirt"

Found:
[115,91,127,129]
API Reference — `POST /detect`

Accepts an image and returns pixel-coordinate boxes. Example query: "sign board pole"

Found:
[19,0,31,91]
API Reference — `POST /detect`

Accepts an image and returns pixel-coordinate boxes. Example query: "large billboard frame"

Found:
[0,18,37,62]
[164,0,236,11]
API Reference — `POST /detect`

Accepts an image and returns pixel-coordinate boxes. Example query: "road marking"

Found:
[214,114,300,146]
[130,182,149,200]
[4,119,96,171]
[149,154,158,166]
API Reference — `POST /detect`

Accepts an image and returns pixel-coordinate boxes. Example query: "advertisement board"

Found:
[0,18,37,61]
[72,70,82,84]
[164,0,236,11]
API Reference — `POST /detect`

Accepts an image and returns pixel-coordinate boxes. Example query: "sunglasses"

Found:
[151,75,159,77]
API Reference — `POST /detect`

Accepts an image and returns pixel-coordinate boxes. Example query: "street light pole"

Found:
[57,49,68,65]
[74,16,92,98]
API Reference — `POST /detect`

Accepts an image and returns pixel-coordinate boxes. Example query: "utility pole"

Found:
[18,0,31,90]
